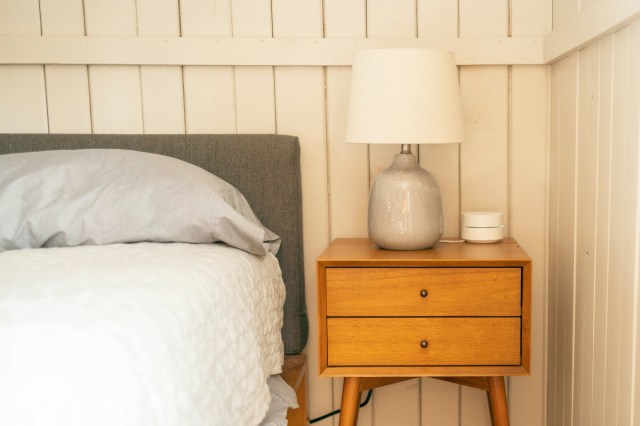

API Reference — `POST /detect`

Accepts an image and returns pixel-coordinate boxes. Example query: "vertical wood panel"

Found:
[136,0,180,36]
[618,21,640,425]
[632,16,640,426]
[84,0,137,36]
[511,0,549,37]
[325,0,368,241]
[0,0,47,133]
[39,0,85,35]
[271,2,327,425]
[366,0,416,38]
[140,66,185,133]
[232,0,275,134]
[85,0,141,133]
[421,379,459,426]
[460,388,491,426]
[417,0,458,37]
[181,0,235,134]
[89,66,144,133]
[604,27,629,426]
[183,66,236,133]
[0,0,40,35]
[572,43,599,426]
[376,379,422,425]
[231,0,272,36]
[325,68,368,239]
[558,54,578,426]
[459,0,507,37]
[44,65,91,133]
[606,24,639,426]
[0,66,48,133]
[549,53,578,426]
[180,0,232,36]
[459,67,509,224]
[590,34,613,426]
[137,0,184,134]
[272,0,323,37]
[553,0,579,31]
[547,54,563,426]
[323,0,367,224]
[234,67,275,133]
[324,0,366,38]
[509,64,547,426]
[40,0,91,133]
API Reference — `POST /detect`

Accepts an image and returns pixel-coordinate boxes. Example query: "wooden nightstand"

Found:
[317,238,531,426]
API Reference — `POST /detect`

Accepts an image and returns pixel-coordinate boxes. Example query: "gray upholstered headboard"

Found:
[0,133,308,355]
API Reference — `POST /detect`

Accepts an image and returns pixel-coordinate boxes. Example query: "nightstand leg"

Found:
[487,376,509,426]
[339,377,362,426]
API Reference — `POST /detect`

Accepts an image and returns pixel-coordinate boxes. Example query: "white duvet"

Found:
[0,243,286,426]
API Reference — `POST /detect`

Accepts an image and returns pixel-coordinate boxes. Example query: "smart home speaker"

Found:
[461,211,504,243]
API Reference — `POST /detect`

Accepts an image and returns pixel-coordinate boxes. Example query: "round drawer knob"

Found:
[420,289,428,298]
[420,340,429,349]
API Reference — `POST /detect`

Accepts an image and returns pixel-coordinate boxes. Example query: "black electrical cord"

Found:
[309,389,373,424]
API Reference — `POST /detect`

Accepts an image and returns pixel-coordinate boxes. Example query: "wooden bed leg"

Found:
[283,354,308,426]
[487,376,509,426]
[339,377,362,426]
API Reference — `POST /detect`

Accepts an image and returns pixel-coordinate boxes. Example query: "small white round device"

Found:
[461,211,504,243]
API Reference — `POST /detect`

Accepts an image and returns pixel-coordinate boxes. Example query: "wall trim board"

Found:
[0,36,544,66]
[544,2,640,64]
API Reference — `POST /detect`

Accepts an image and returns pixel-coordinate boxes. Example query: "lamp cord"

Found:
[308,390,373,424]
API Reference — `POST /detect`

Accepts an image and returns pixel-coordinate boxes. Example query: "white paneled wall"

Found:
[0,0,549,424]
[548,17,640,426]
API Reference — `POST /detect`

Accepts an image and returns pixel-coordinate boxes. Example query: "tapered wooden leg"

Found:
[487,376,509,426]
[339,377,362,426]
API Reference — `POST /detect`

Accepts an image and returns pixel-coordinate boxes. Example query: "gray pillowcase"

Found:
[0,149,280,255]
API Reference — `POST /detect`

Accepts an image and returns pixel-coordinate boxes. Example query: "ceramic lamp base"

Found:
[368,152,443,250]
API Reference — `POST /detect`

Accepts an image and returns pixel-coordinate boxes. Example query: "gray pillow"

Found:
[0,149,280,255]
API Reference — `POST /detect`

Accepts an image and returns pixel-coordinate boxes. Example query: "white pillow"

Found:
[0,149,280,255]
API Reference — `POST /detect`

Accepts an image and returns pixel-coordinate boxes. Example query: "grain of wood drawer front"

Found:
[326,267,521,317]
[327,317,521,366]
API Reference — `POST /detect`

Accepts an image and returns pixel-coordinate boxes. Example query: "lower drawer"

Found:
[327,317,521,366]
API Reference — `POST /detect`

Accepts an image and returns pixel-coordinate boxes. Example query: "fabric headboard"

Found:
[0,133,308,355]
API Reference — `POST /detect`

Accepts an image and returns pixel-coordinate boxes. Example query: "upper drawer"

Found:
[325,267,521,317]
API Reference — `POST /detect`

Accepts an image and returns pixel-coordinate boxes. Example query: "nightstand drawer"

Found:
[327,317,521,366]
[326,268,521,316]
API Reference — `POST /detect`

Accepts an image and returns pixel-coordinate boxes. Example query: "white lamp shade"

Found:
[346,48,465,144]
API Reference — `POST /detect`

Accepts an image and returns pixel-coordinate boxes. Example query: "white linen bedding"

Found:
[0,242,285,426]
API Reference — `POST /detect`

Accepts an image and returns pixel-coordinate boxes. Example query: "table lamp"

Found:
[345,48,465,250]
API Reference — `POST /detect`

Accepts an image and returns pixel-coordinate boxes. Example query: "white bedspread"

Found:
[0,243,285,426]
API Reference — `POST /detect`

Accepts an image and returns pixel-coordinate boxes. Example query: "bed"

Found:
[0,134,308,426]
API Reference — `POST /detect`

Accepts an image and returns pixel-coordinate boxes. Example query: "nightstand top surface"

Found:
[317,238,531,267]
